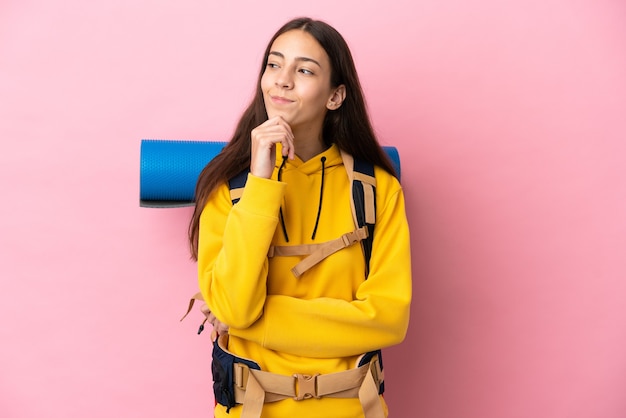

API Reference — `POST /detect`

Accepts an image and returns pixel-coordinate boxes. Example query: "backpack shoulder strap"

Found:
[341,151,377,276]
[341,152,384,395]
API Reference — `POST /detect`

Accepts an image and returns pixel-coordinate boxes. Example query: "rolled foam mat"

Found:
[140,139,401,208]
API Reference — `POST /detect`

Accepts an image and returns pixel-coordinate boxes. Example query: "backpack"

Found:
[181,150,387,408]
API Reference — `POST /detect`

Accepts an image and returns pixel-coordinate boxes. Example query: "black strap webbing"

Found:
[352,158,376,275]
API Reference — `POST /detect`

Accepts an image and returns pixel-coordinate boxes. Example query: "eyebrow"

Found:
[268,51,322,68]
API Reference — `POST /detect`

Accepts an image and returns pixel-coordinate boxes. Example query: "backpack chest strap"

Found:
[268,226,369,278]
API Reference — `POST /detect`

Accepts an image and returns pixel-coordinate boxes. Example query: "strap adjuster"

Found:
[293,373,320,400]
[234,363,249,390]
[341,232,356,246]
[341,227,368,246]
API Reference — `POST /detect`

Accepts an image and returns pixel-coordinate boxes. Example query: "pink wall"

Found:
[1,1,625,417]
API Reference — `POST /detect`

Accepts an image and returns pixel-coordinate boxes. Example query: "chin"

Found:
[267,110,294,124]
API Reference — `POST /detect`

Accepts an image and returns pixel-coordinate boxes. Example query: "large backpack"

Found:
[181,151,386,413]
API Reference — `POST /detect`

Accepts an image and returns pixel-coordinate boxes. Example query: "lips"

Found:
[270,95,294,105]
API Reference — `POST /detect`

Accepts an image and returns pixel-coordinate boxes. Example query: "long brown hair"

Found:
[188,17,396,260]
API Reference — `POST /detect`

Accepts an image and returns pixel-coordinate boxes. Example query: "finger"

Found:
[216,322,229,335]
[274,117,295,159]
[252,125,293,148]
[279,124,296,160]
[263,117,295,158]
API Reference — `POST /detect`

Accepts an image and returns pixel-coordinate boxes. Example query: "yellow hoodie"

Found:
[198,143,412,418]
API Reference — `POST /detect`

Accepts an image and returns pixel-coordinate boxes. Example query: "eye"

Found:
[299,68,314,75]
[266,62,280,69]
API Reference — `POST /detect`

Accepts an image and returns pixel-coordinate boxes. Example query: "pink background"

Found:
[1,1,625,417]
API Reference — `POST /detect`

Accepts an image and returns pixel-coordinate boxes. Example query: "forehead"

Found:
[269,30,330,66]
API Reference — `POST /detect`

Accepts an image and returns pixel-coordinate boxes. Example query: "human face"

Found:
[261,30,345,136]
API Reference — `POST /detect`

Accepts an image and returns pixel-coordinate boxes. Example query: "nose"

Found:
[275,68,293,89]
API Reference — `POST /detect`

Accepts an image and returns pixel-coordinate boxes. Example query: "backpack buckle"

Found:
[293,373,320,400]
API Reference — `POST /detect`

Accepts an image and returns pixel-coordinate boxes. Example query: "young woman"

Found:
[188,17,412,418]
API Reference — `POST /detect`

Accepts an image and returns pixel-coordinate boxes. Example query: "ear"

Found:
[326,85,346,110]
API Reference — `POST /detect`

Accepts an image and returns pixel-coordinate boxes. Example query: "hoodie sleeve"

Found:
[229,173,412,358]
[197,174,286,329]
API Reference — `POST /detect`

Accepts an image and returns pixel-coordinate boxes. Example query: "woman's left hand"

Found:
[201,304,229,335]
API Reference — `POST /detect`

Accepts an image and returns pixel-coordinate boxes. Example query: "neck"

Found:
[293,128,326,162]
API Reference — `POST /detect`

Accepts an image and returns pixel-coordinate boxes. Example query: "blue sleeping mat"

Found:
[139,139,401,208]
